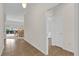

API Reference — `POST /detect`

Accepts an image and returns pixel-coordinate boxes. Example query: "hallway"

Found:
[1,39,74,56]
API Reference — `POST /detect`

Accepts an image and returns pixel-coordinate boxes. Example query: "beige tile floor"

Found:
[1,39,74,56]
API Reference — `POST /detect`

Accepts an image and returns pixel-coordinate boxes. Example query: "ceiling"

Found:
[5,3,25,22]
[5,3,59,29]
[5,3,59,22]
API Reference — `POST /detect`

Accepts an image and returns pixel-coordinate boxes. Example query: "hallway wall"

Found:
[0,4,5,55]
[51,4,75,53]
[24,3,58,55]
[74,4,79,56]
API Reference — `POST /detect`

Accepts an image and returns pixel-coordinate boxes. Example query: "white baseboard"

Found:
[24,39,48,55]
[52,44,74,53]
[0,46,4,56]
[62,47,74,53]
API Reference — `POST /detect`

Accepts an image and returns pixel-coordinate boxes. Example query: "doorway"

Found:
[5,3,24,40]
[46,7,64,52]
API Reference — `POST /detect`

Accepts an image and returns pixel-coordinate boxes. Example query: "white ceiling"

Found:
[5,3,25,22]
[5,3,59,22]
[5,3,59,29]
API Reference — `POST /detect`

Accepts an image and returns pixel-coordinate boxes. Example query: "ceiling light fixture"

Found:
[22,3,27,8]
[22,0,27,8]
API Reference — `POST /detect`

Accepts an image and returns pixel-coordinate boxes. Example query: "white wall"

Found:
[51,4,75,53]
[74,4,79,56]
[0,4,5,55]
[24,3,58,55]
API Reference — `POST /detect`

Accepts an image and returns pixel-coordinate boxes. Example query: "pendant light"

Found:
[22,3,27,8]
[22,0,27,8]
